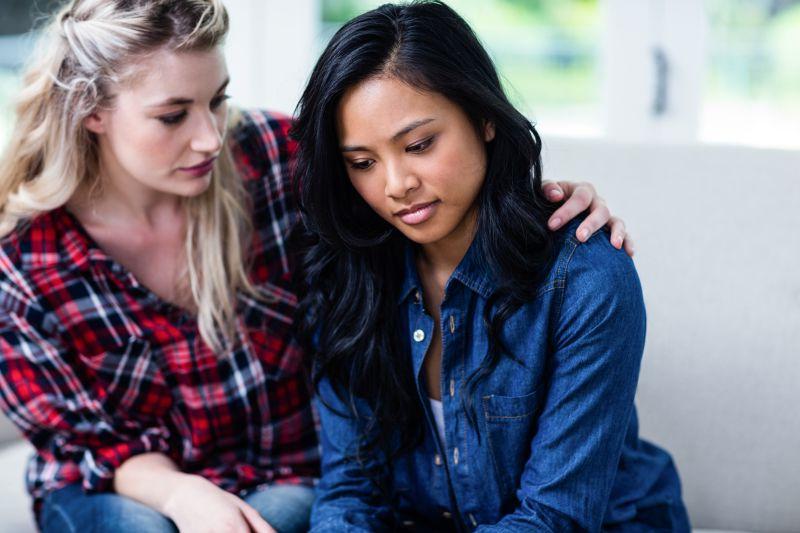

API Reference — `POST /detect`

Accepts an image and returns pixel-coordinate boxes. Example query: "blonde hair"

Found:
[0,0,258,352]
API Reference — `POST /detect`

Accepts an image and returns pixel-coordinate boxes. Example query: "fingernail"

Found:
[549,217,562,229]
[548,189,561,200]
[579,228,589,241]
[613,236,622,248]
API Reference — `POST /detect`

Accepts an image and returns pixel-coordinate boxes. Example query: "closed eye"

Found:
[211,94,230,109]
[407,136,434,153]
[157,110,187,125]
[156,94,229,126]
[348,159,375,171]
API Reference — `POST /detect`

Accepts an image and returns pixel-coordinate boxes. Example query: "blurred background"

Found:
[2,0,800,148]
[0,1,799,532]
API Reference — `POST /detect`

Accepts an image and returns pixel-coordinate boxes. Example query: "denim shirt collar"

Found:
[397,236,496,305]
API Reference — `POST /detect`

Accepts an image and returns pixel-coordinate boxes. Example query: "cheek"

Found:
[128,130,165,155]
[215,105,229,138]
[349,177,392,218]
[429,144,486,201]
[109,118,174,167]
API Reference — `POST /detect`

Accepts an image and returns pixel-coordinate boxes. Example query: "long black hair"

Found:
[292,1,556,458]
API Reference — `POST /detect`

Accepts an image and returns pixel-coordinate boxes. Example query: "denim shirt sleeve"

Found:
[310,377,394,532]
[476,234,646,532]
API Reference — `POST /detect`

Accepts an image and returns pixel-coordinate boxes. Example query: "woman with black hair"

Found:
[293,2,689,532]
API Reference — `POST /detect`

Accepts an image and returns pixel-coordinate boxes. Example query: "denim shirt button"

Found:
[413,329,425,342]
[453,447,459,464]
[468,514,478,527]
[434,453,442,466]
[442,511,452,519]
[449,378,455,397]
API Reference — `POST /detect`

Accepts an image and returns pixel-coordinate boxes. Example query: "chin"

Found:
[179,176,213,197]
[396,224,449,245]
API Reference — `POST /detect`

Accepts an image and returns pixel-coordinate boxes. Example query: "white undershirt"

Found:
[429,398,446,446]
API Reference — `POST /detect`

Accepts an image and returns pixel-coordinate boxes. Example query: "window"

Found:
[321,0,800,150]
[702,0,800,149]
[2,1,798,152]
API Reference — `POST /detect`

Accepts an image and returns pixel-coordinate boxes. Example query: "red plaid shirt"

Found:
[0,109,319,514]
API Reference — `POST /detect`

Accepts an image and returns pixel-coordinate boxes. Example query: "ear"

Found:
[83,111,107,135]
[483,120,496,142]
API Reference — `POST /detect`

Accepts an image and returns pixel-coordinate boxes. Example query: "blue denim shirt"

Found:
[311,222,689,532]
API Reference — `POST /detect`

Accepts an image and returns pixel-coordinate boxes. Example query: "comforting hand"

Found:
[163,474,276,533]
[542,180,634,257]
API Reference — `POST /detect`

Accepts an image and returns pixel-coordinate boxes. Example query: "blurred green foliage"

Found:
[707,0,800,106]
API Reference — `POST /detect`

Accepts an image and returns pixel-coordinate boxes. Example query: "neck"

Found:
[417,206,478,280]
[70,165,183,231]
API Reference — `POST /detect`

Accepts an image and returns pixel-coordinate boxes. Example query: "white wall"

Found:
[224,0,319,114]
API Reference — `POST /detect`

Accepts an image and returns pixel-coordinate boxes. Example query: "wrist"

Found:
[159,471,200,518]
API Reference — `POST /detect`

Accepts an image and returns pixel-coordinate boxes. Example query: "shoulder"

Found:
[229,108,294,141]
[549,217,644,314]
[0,210,65,280]
[228,110,301,276]
[227,108,296,181]
[0,211,68,324]
[227,107,298,216]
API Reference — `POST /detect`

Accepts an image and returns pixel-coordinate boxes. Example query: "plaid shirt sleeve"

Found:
[0,255,172,497]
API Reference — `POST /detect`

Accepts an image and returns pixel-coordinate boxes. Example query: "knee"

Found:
[41,486,176,533]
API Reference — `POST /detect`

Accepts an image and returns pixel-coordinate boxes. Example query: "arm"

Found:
[114,453,275,533]
[0,308,273,533]
[310,378,394,533]
[476,235,646,532]
[0,308,172,494]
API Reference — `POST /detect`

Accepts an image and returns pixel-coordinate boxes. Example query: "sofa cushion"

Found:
[0,439,36,533]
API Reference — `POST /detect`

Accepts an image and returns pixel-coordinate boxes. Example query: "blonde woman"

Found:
[0,1,627,531]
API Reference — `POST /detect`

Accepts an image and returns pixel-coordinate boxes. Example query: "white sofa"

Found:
[0,419,36,532]
[1,139,798,532]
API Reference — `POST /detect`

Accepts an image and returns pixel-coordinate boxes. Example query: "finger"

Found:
[547,183,594,230]
[239,504,277,533]
[230,513,254,533]
[607,216,627,250]
[541,180,564,201]
[555,180,577,197]
[575,199,610,242]
[623,234,635,257]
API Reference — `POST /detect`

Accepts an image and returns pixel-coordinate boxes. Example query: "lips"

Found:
[179,156,217,177]
[395,200,440,225]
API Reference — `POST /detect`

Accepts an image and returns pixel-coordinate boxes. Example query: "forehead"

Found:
[337,76,458,141]
[119,47,228,97]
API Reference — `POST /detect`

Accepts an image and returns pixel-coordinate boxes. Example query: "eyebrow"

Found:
[340,117,436,152]
[147,78,230,108]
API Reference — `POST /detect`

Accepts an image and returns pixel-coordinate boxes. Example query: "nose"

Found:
[384,160,420,199]
[190,111,223,154]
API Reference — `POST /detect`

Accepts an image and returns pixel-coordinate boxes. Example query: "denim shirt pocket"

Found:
[481,390,539,499]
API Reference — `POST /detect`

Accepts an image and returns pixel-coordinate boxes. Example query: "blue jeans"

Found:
[40,482,316,533]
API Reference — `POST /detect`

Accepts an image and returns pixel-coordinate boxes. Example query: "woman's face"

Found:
[85,46,229,200]
[337,76,494,249]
